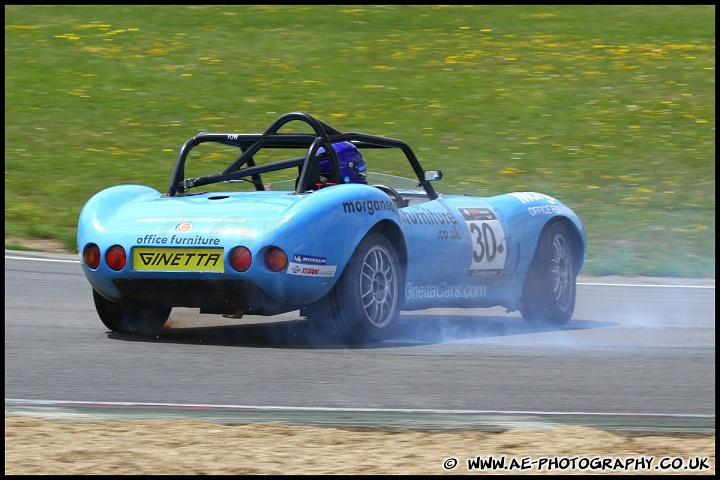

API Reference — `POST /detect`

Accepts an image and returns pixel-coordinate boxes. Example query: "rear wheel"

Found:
[520,221,576,326]
[330,233,401,343]
[92,289,171,335]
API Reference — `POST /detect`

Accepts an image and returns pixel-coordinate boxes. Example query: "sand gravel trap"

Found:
[4,416,714,475]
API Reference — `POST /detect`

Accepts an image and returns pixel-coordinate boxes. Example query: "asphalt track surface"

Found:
[4,250,715,433]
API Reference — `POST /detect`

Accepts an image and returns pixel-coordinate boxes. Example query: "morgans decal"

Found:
[342,199,396,215]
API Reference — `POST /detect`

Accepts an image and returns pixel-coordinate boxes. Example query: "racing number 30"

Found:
[466,219,507,274]
[458,207,508,276]
[470,222,497,263]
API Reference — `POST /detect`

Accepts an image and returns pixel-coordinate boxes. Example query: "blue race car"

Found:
[78,112,586,343]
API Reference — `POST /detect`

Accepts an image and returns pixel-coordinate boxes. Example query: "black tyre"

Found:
[92,289,171,335]
[330,232,402,342]
[520,221,576,326]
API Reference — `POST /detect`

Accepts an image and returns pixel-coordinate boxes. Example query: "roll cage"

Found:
[165,112,440,200]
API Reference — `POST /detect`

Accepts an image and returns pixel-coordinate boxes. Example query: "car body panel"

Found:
[79,183,405,308]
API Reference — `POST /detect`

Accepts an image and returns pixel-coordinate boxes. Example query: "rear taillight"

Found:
[265,246,288,272]
[106,245,127,271]
[83,244,101,269]
[229,246,252,272]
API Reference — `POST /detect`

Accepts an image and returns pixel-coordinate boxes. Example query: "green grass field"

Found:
[4,5,715,277]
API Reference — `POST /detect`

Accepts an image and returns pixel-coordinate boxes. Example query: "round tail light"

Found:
[83,244,101,269]
[229,246,252,272]
[106,245,127,271]
[265,246,288,272]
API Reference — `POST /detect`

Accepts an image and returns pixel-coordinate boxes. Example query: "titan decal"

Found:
[287,262,337,277]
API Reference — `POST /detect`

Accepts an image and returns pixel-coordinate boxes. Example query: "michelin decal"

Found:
[288,253,337,277]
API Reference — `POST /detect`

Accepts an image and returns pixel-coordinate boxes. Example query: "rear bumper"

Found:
[113,278,289,315]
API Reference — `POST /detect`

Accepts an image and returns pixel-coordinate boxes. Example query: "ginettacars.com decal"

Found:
[133,247,224,272]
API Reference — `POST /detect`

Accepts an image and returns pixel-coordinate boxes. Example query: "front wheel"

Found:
[92,289,171,335]
[520,221,576,326]
[330,233,402,343]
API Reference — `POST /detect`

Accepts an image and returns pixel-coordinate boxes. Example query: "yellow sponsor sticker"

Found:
[133,247,224,272]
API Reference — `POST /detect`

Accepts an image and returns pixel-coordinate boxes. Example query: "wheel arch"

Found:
[535,216,585,276]
[302,218,408,322]
[553,216,585,275]
[329,223,406,342]
[367,219,408,282]
[520,217,581,325]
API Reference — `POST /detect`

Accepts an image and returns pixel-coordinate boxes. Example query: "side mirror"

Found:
[424,170,443,182]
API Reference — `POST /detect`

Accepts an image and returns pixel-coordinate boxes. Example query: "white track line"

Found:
[4,398,714,418]
[577,282,714,289]
[5,255,78,263]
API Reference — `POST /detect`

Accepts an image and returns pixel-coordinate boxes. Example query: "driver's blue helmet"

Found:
[317,141,367,184]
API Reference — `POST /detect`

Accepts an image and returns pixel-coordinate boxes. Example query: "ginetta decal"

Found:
[458,207,508,277]
[133,247,224,272]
